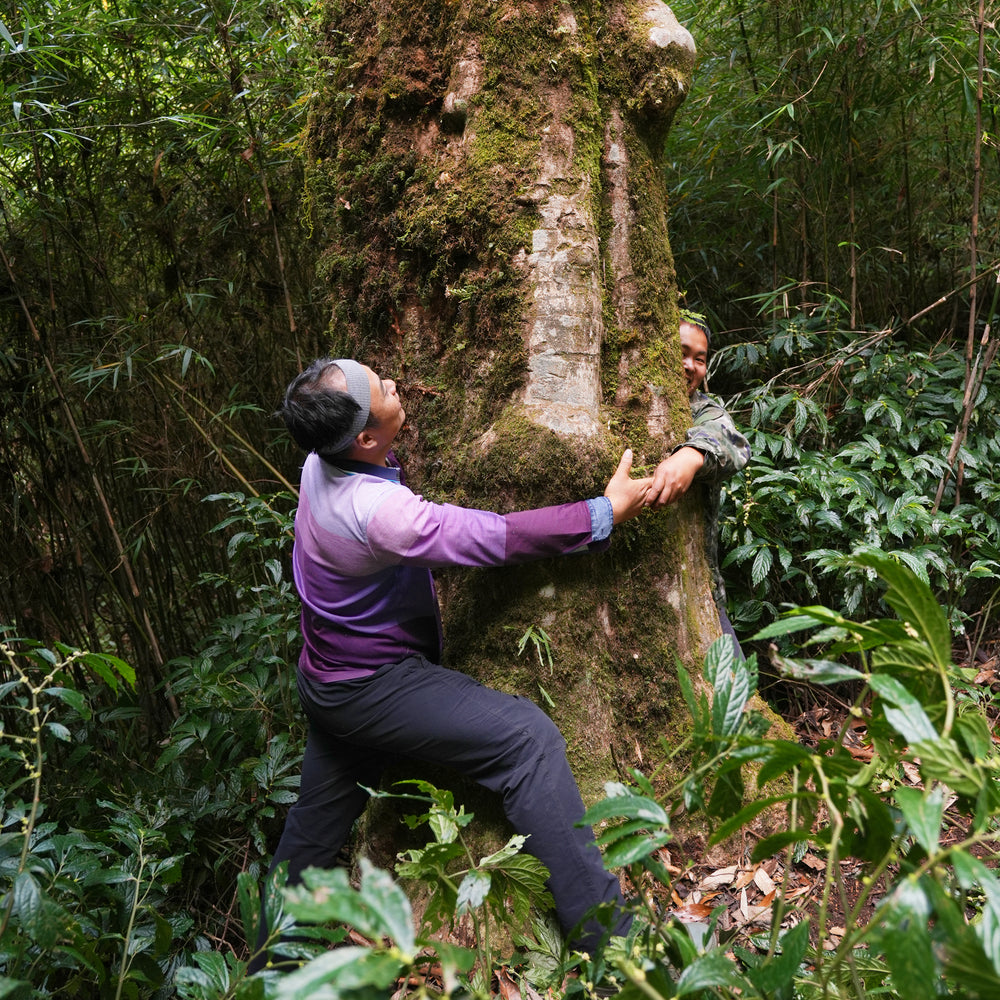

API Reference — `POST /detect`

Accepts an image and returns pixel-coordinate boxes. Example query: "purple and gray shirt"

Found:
[293,452,613,682]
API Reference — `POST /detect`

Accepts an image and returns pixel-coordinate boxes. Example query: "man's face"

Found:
[679,322,708,398]
[364,365,406,442]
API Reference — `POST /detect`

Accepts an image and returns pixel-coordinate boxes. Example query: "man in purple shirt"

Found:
[252,357,651,970]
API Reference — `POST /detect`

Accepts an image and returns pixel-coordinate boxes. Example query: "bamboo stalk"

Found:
[0,240,179,718]
[931,0,991,514]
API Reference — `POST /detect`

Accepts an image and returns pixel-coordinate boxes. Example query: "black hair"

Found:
[679,309,712,351]
[277,358,369,460]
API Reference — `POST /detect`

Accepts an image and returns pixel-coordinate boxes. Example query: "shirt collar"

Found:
[327,456,401,483]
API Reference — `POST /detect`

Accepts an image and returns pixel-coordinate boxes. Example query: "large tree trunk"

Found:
[306,0,714,870]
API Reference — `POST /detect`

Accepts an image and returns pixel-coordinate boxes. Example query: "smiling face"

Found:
[679,322,709,398]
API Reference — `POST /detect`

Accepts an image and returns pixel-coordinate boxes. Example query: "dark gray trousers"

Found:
[252,656,628,969]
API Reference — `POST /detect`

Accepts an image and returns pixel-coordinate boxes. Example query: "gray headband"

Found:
[328,358,372,454]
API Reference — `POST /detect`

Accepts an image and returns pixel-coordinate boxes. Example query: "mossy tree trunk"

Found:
[306,0,717,866]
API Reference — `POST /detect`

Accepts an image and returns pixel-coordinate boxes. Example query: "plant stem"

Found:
[115,835,147,1000]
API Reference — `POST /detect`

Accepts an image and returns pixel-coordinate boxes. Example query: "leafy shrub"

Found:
[1,490,304,998]
[714,310,1000,638]
[0,637,186,998]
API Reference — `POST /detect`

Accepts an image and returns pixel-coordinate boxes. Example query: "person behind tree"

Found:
[250,358,652,972]
[646,311,751,658]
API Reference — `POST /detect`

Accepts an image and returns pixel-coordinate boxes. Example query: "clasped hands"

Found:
[604,447,705,525]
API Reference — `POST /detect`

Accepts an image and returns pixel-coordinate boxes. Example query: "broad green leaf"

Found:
[44,721,72,742]
[952,849,1000,917]
[456,869,491,914]
[756,741,815,785]
[871,641,939,675]
[711,658,751,738]
[707,760,744,819]
[289,862,415,955]
[395,840,465,879]
[941,935,1000,997]
[894,785,944,854]
[43,686,89,716]
[852,552,951,670]
[750,829,814,864]
[911,738,982,797]
[675,950,748,995]
[478,834,527,867]
[356,860,416,953]
[273,947,402,999]
[190,950,229,990]
[876,879,938,1000]
[868,674,937,742]
[432,940,478,979]
[601,829,673,868]
[704,635,736,689]
[581,792,669,827]
[153,910,174,957]
[956,712,994,761]
[708,793,795,846]
[747,918,810,994]
[774,655,864,685]
[751,546,774,587]
[487,853,552,906]
[883,706,937,745]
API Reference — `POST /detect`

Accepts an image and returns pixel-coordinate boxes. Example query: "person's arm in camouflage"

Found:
[647,392,750,508]
[678,392,751,482]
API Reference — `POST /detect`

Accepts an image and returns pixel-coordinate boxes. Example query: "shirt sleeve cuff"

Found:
[586,496,614,541]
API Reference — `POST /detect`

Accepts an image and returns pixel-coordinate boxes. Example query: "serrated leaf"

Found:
[751,546,774,587]
[478,834,527,868]
[190,950,229,989]
[456,869,491,914]
[289,862,415,955]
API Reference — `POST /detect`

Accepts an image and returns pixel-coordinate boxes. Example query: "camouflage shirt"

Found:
[670,391,751,605]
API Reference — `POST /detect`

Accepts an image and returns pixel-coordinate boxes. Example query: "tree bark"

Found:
[307,0,716,869]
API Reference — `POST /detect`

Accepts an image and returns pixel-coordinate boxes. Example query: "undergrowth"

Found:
[713,297,1000,647]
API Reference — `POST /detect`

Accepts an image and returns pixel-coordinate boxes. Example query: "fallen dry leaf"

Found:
[700,865,739,889]
[753,868,777,895]
[799,853,826,871]
[497,966,521,1000]
[671,898,716,921]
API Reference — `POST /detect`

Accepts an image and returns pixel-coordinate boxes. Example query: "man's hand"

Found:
[604,449,653,524]
[647,448,704,508]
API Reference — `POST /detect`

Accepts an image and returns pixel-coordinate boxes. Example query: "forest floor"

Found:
[642,629,1000,956]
